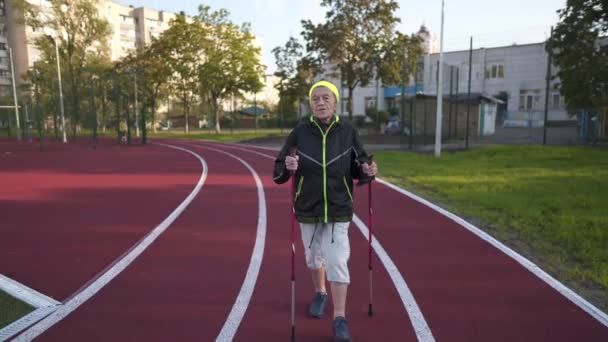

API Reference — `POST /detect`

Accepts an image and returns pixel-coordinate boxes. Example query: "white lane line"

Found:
[12,143,209,341]
[351,215,435,341]
[207,142,435,341]
[226,141,608,328]
[184,143,267,342]
[0,274,60,308]
[377,178,608,328]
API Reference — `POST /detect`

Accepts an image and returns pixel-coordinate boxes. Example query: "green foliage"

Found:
[552,0,608,110]
[387,106,399,117]
[301,0,420,120]
[196,5,264,133]
[272,37,322,113]
[155,14,207,133]
[377,145,608,304]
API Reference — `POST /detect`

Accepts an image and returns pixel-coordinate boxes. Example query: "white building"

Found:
[314,25,571,127]
[423,41,569,126]
[0,0,11,96]
[5,0,179,88]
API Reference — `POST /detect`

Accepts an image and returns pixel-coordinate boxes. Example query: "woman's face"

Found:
[311,87,336,123]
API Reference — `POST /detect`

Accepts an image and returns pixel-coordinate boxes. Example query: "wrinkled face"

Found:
[311,87,336,123]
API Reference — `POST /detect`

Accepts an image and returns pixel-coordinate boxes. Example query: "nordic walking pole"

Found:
[289,148,297,341]
[367,155,375,317]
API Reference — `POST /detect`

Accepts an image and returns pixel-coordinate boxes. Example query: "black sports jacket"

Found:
[273,115,372,223]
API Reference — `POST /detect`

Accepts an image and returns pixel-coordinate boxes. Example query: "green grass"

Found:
[0,291,34,329]
[376,145,608,310]
[146,128,286,142]
[2,128,286,143]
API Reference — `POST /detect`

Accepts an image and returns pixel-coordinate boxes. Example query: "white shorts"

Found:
[299,222,351,284]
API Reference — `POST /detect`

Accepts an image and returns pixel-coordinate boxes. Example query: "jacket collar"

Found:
[309,114,340,127]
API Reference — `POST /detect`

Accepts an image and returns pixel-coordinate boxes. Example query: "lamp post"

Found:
[47,33,67,143]
[8,47,21,140]
[435,0,445,157]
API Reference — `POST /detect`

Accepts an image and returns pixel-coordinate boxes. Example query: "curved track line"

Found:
[376,178,608,328]
[227,142,608,327]
[13,143,209,341]
[207,141,435,341]
[183,142,268,342]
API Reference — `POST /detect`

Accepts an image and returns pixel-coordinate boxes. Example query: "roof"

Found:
[415,92,505,104]
[239,106,267,116]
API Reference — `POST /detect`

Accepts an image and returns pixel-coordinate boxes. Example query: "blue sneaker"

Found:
[332,316,352,342]
[308,292,328,318]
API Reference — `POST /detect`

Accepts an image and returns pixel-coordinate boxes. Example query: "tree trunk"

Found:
[348,86,355,121]
[101,88,107,133]
[152,103,157,133]
[214,100,221,134]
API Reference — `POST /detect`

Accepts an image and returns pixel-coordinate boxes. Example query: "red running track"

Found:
[0,138,606,341]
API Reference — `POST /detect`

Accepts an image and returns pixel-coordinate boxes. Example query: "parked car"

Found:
[384,115,401,135]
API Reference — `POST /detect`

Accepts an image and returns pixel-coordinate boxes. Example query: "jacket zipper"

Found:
[311,117,337,223]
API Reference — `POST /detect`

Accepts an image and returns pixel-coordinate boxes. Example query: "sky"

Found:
[117,0,566,74]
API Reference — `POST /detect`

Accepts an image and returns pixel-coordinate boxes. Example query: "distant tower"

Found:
[417,23,439,54]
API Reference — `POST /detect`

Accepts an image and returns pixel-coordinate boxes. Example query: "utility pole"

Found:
[8,47,21,140]
[466,37,473,149]
[50,36,67,143]
[434,0,445,157]
[134,72,140,137]
[543,27,553,145]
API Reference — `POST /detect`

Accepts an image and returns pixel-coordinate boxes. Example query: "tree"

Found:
[119,42,172,133]
[196,5,264,133]
[272,37,303,121]
[158,14,208,133]
[552,0,608,110]
[301,0,402,120]
[375,32,423,87]
[11,0,112,138]
[273,38,323,122]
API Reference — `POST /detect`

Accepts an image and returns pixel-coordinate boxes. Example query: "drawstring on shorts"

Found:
[309,222,318,248]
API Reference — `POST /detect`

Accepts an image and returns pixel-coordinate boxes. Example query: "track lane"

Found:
[18,141,260,341]
[0,142,200,302]
[351,173,608,341]
[204,142,419,342]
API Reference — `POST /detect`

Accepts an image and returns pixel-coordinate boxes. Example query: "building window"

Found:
[341,97,351,114]
[485,64,504,79]
[552,93,561,109]
[146,18,158,27]
[0,43,6,50]
[365,96,377,109]
[519,89,541,111]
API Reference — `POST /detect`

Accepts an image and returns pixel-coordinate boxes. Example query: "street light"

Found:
[45,31,67,143]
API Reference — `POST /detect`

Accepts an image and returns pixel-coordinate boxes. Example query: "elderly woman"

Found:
[274,80,377,342]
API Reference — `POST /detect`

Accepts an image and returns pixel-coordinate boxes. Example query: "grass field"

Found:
[0,291,33,329]
[0,127,286,143]
[376,145,608,311]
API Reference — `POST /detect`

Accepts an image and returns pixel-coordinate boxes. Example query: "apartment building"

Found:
[5,0,177,88]
[0,0,11,96]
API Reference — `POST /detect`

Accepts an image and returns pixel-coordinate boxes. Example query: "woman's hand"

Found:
[362,161,377,177]
[286,155,299,172]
